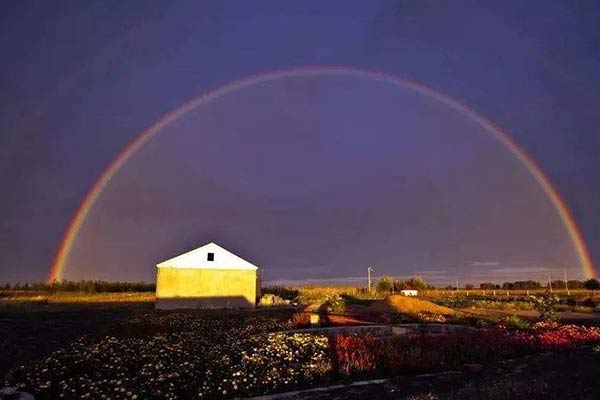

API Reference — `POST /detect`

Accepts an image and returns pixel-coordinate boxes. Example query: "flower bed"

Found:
[331,321,600,376]
[4,311,600,399]
[4,312,331,399]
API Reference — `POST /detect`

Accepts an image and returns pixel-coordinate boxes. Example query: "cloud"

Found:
[469,261,500,267]
[264,276,366,286]
[411,270,448,275]
[490,266,562,274]
[468,266,564,279]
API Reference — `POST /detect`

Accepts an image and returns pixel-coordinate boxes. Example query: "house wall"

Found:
[155,267,257,310]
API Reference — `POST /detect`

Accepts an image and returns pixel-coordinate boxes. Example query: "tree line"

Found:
[375,276,432,292]
[374,276,600,292]
[0,280,156,292]
[475,279,600,290]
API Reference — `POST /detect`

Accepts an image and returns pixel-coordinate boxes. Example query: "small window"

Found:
[207,252,214,261]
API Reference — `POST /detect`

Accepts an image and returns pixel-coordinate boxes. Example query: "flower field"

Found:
[4,312,333,399]
[4,310,600,400]
[332,321,600,377]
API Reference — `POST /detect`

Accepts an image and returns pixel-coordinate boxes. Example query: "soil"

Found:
[0,302,152,378]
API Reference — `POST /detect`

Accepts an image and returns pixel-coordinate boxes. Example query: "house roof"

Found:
[156,242,258,270]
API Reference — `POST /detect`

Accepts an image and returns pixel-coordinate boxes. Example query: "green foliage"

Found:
[376,276,394,293]
[406,276,428,290]
[501,280,543,290]
[392,276,429,291]
[286,286,382,304]
[530,293,560,321]
[584,279,600,290]
[262,286,299,301]
[429,296,476,308]
[501,315,531,330]
[324,294,346,314]
[478,280,594,290]
[428,296,536,311]
[480,282,501,290]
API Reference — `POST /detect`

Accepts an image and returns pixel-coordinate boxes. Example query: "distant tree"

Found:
[551,280,566,290]
[376,276,394,293]
[1,280,156,293]
[511,280,542,290]
[406,276,428,290]
[567,280,585,289]
[584,279,600,290]
[480,282,501,290]
[465,283,474,290]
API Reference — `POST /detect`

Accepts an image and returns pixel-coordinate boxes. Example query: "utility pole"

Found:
[367,266,374,293]
[564,270,570,296]
[456,280,459,291]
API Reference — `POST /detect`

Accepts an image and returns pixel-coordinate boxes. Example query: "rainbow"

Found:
[48,66,596,282]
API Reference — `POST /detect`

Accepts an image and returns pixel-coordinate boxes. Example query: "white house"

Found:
[400,289,419,297]
[155,242,259,310]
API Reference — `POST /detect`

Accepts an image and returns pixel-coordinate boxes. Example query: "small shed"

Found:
[155,242,258,310]
[400,289,419,297]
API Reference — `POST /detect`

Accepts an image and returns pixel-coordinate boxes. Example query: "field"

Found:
[2,288,600,399]
[0,290,155,305]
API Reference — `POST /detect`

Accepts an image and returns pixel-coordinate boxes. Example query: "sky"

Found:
[1,1,599,285]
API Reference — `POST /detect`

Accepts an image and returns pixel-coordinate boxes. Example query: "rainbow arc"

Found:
[48,66,596,282]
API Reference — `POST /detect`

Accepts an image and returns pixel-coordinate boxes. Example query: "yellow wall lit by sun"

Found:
[155,267,257,309]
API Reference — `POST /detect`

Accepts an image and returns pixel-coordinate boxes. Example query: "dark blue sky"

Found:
[1,1,599,284]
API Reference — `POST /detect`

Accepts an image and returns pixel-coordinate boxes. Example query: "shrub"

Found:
[261,286,299,301]
[324,294,346,314]
[376,276,394,293]
[530,293,560,321]
[584,279,600,290]
[500,315,530,330]
[406,276,428,290]
[565,297,577,306]
[581,297,599,308]
[331,334,380,375]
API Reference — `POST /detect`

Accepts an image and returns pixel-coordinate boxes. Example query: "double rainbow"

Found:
[48,66,596,282]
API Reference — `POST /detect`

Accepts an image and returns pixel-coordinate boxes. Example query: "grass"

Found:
[0,290,155,303]
[0,291,155,314]
[263,285,385,304]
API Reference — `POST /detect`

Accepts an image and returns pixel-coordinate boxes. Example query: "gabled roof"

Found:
[156,242,258,270]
